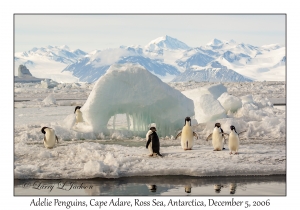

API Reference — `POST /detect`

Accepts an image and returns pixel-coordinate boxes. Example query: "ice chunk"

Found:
[195,94,226,123]
[182,83,227,101]
[80,63,194,137]
[84,160,108,175]
[42,94,56,106]
[218,92,242,112]
[240,94,254,104]
[40,79,58,89]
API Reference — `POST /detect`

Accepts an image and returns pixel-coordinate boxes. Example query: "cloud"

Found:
[91,48,133,67]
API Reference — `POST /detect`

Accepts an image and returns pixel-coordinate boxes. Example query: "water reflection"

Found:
[185,184,192,193]
[214,184,223,193]
[230,183,237,194]
[147,185,157,193]
[14,175,285,196]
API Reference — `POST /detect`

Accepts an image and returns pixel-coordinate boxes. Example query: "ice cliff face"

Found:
[81,63,194,137]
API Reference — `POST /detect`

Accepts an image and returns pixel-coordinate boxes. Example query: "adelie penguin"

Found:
[146,126,162,157]
[41,127,59,149]
[206,123,227,151]
[175,117,198,150]
[74,106,84,124]
[228,125,246,155]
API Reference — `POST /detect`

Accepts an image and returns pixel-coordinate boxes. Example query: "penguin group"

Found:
[172,117,246,155]
[40,106,86,149]
[40,111,245,156]
[206,123,246,155]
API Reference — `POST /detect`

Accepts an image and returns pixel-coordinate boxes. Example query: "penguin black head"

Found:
[230,125,237,133]
[74,106,81,113]
[41,127,49,134]
[215,123,221,128]
[185,116,191,126]
[150,127,156,132]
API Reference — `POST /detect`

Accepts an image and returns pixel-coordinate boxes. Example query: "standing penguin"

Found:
[74,106,84,124]
[228,125,246,155]
[146,127,162,157]
[206,123,228,151]
[41,127,58,149]
[175,117,198,150]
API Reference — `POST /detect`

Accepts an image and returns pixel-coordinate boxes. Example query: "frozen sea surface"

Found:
[14,81,286,179]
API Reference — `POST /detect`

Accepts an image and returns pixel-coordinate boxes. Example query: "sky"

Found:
[14,14,286,53]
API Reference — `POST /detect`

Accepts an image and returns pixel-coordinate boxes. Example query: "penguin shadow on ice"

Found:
[206,123,228,151]
[175,117,198,151]
[41,127,59,149]
[146,125,163,157]
[228,125,246,155]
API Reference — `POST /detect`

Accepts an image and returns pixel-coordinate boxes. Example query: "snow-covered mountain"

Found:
[62,47,181,83]
[172,61,253,82]
[14,36,285,83]
[144,35,190,52]
[14,45,87,82]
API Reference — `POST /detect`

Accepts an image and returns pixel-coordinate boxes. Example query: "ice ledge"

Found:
[14,143,285,179]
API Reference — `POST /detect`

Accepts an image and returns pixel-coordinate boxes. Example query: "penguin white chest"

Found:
[75,109,84,123]
[229,132,239,152]
[181,125,194,149]
[212,127,223,150]
[44,128,56,149]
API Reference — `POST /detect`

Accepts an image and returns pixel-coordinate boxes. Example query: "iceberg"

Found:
[81,63,194,137]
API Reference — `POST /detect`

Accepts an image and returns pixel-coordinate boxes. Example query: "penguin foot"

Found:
[229,152,232,155]
[234,152,239,155]
[149,154,153,157]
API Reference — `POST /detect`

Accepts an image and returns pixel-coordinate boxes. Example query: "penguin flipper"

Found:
[193,132,198,139]
[238,131,247,136]
[43,136,46,142]
[56,135,59,143]
[175,131,182,139]
[206,133,212,141]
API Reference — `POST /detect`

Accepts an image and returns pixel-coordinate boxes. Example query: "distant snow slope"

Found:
[172,62,253,82]
[14,36,285,83]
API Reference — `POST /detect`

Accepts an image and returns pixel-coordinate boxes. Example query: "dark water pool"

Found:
[14,175,285,196]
